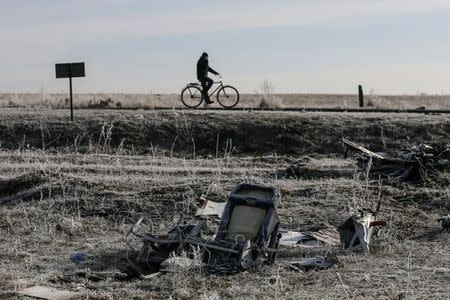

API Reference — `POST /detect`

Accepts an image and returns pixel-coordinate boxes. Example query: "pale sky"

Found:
[1,0,450,94]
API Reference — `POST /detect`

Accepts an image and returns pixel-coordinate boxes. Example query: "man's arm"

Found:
[208,67,219,75]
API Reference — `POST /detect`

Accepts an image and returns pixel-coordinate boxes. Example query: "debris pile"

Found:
[343,138,450,183]
[126,183,389,276]
[127,184,281,275]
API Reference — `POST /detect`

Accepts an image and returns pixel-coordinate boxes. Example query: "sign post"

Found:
[358,85,364,108]
[55,62,85,121]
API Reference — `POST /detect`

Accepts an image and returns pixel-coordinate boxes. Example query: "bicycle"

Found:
[180,76,240,108]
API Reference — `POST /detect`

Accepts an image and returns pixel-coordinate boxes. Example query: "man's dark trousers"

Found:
[199,75,213,101]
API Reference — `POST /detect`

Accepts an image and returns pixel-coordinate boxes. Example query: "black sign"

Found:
[55,62,86,121]
[55,62,85,78]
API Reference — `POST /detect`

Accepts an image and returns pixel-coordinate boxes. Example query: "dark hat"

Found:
[202,52,208,57]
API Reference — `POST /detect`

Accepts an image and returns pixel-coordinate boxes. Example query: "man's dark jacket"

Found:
[197,55,218,80]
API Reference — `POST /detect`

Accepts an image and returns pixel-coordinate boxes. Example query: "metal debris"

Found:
[343,138,384,159]
[338,211,374,253]
[127,221,204,270]
[195,197,226,217]
[338,202,385,253]
[127,184,281,275]
[279,226,340,248]
[438,215,450,232]
[279,231,321,247]
[70,252,87,265]
[342,138,450,183]
[126,181,388,277]
[307,227,341,246]
[18,285,78,300]
[289,256,337,272]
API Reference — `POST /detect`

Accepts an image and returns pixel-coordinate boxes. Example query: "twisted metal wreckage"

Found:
[126,184,386,275]
[342,138,450,183]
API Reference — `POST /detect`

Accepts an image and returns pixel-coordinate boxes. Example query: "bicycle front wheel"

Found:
[217,85,239,108]
[181,86,203,108]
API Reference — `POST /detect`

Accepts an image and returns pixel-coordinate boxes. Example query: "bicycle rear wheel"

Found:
[181,86,203,108]
[217,85,239,108]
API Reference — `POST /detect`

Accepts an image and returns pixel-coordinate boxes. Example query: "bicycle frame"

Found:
[205,79,224,98]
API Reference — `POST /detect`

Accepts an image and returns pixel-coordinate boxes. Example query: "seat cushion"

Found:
[225,205,267,241]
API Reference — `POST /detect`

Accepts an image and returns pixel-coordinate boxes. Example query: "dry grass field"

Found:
[0,108,449,299]
[1,93,450,110]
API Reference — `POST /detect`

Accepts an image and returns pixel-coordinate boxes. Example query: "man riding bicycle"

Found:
[197,52,219,104]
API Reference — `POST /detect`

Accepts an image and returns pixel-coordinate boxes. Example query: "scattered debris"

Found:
[279,226,340,248]
[342,138,384,160]
[70,252,87,265]
[195,197,226,217]
[127,182,387,277]
[338,211,374,253]
[307,227,341,246]
[289,256,337,272]
[127,184,281,275]
[338,201,385,253]
[438,215,450,232]
[127,221,204,272]
[17,285,78,300]
[279,231,321,247]
[342,138,450,183]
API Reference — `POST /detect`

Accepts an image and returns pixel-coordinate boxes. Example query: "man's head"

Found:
[202,52,208,57]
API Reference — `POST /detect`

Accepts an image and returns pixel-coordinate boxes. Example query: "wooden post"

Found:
[358,85,364,108]
[69,75,73,121]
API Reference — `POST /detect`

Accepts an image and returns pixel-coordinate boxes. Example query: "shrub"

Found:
[258,79,284,108]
